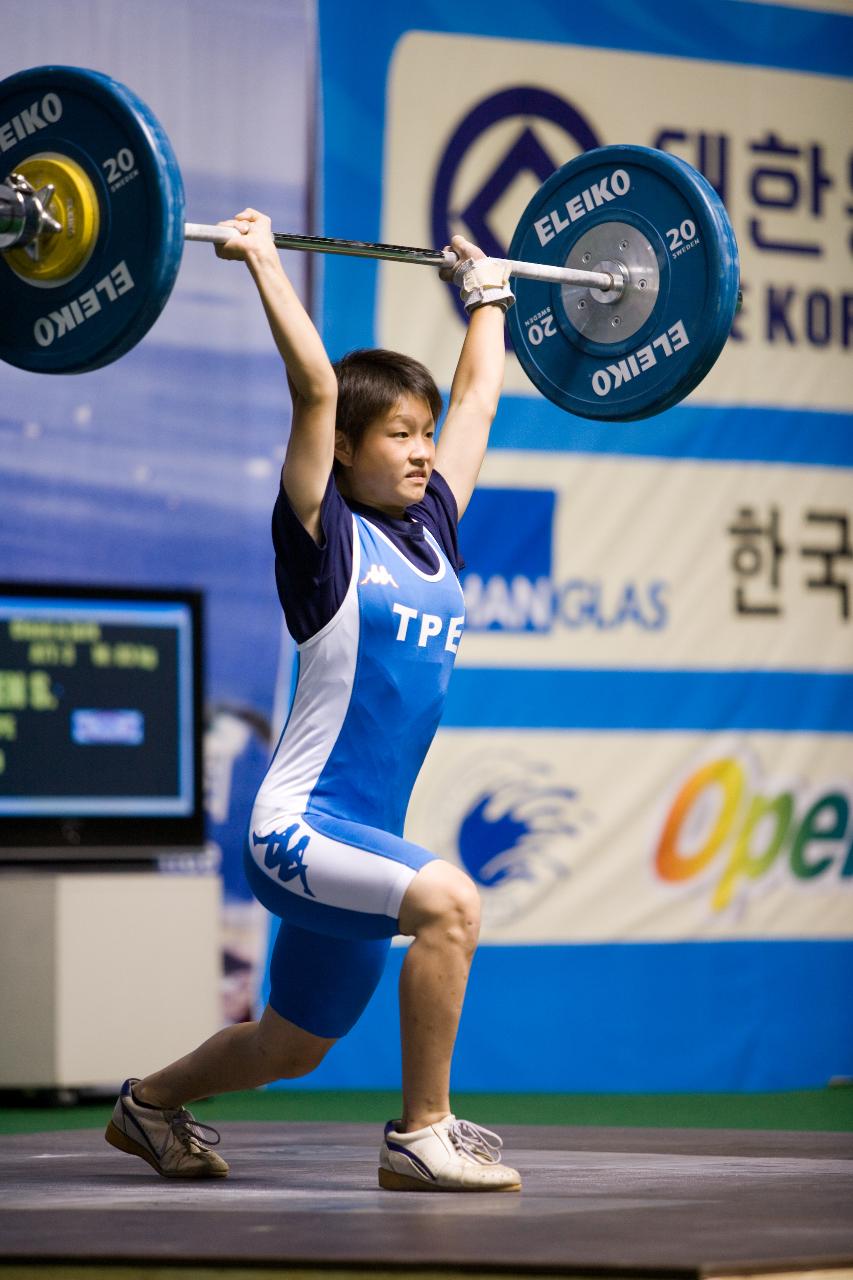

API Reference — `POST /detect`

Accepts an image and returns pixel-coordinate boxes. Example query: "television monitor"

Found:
[0,581,204,861]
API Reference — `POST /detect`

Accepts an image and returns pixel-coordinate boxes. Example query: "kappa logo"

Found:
[360,564,399,588]
[253,824,315,897]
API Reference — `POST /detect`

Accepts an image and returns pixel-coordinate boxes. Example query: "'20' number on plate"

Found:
[666,219,697,253]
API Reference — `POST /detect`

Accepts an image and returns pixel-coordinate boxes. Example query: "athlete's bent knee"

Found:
[255,1006,336,1080]
[399,860,481,946]
[272,1037,334,1079]
[273,1046,332,1079]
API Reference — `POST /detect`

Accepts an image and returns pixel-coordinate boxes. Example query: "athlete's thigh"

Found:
[268,922,391,1039]
[244,807,438,939]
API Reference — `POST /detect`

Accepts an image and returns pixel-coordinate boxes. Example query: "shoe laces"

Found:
[447,1118,503,1165]
[167,1107,222,1153]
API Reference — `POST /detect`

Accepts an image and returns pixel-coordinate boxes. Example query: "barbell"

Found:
[0,65,741,422]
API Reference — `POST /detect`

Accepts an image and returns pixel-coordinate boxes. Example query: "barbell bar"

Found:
[183,223,620,291]
[3,186,620,291]
[0,64,740,421]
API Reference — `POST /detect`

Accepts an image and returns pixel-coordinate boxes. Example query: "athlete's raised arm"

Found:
[217,209,337,542]
[434,235,512,520]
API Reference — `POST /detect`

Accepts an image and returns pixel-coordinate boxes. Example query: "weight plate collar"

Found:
[561,220,659,344]
[0,65,185,374]
[506,144,740,422]
[5,153,101,285]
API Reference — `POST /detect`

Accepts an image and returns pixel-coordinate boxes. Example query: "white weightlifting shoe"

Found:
[378,1114,521,1192]
[105,1078,229,1179]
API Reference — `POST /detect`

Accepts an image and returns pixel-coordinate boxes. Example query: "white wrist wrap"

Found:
[454,256,515,314]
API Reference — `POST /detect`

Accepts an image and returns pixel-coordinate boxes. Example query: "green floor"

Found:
[1,1086,852,1135]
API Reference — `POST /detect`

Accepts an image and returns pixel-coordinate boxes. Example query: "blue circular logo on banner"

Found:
[431,87,602,329]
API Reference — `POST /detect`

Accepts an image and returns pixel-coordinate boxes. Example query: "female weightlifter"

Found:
[105,208,521,1192]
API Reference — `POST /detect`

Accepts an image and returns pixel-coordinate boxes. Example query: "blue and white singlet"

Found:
[244,471,465,964]
[256,504,464,834]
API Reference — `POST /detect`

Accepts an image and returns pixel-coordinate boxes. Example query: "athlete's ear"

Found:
[334,430,354,468]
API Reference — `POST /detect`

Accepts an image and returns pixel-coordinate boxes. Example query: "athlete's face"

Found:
[337,394,436,516]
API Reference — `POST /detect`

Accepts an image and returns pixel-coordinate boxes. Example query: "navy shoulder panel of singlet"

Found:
[407,470,464,573]
[272,474,353,644]
[272,469,461,644]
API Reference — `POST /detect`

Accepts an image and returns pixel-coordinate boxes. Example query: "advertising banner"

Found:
[409,729,853,940]
[452,452,852,672]
[380,32,852,414]
[314,0,853,1091]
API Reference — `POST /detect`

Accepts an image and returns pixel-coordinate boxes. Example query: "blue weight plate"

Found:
[506,145,740,422]
[0,65,184,374]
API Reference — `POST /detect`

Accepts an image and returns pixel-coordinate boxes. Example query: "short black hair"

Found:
[332,349,443,463]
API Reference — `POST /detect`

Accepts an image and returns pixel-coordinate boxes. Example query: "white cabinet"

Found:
[0,871,220,1088]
